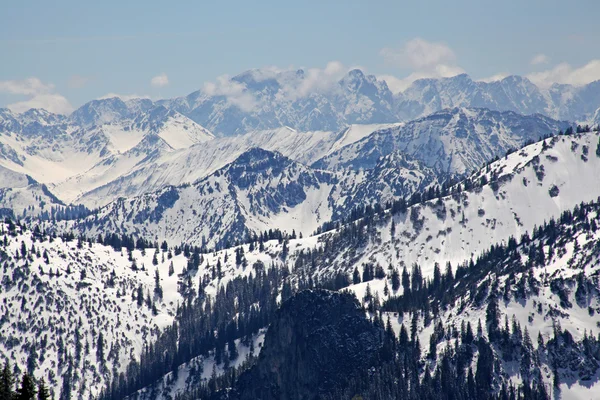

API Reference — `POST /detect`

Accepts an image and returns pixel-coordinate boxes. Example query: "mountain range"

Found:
[3,65,600,400]
[54,108,568,249]
[161,69,600,135]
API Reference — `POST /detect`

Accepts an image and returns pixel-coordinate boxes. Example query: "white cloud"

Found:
[7,94,74,114]
[0,77,73,114]
[379,38,464,93]
[203,75,258,112]
[151,73,169,88]
[381,38,457,70]
[527,60,600,88]
[530,54,549,66]
[68,75,90,89]
[98,93,151,101]
[201,62,352,111]
[277,61,349,101]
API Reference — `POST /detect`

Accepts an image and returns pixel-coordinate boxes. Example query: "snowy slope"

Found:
[0,165,69,219]
[67,145,444,249]
[0,224,193,399]
[380,201,600,400]
[0,104,214,208]
[316,130,600,283]
[160,130,600,294]
[71,149,337,248]
[70,123,398,209]
[52,107,214,204]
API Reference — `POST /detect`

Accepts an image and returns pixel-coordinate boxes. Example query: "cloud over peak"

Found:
[381,38,457,70]
[527,60,600,88]
[379,38,464,93]
[0,77,73,114]
[151,73,169,88]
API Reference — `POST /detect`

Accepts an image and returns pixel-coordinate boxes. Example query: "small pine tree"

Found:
[154,269,163,299]
[16,373,36,400]
[391,268,400,292]
[228,338,238,361]
[352,267,361,284]
[37,379,50,400]
[0,361,16,399]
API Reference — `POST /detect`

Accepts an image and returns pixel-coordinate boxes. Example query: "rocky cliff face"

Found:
[226,290,383,400]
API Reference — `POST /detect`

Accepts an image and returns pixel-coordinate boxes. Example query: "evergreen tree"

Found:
[390,268,400,292]
[352,267,361,285]
[0,361,16,400]
[36,380,49,400]
[154,269,163,299]
[16,373,36,400]
[401,266,410,294]
[97,332,105,363]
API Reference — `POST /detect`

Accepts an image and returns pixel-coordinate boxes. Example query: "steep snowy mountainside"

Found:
[314,107,570,176]
[591,107,600,127]
[0,103,214,206]
[166,130,600,290]
[71,123,398,209]
[328,151,438,221]
[68,107,566,211]
[72,148,337,248]
[317,130,600,283]
[0,165,69,219]
[0,223,193,399]
[68,144,446,249]
[51,107,214,204]
[396,74,548,120]
[384,200,600,399]
[127,105,214,149]
[0,164,32,188]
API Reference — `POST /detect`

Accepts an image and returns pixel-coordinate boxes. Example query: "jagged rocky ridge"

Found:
[159,69,600,135]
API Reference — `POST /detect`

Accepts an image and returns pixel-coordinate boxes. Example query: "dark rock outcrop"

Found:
[223,289,383,400]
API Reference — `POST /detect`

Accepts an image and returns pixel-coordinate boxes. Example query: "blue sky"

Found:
[1,0,600,113]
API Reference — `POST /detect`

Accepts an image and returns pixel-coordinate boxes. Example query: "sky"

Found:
[1,0,600,114]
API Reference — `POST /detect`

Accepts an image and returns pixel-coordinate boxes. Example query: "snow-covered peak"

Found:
[69,97,131,127]
[129,105,215,149]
